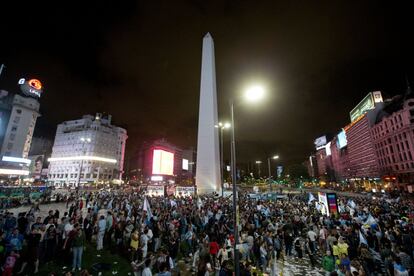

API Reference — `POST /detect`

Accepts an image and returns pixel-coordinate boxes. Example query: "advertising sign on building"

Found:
[326,193,339,215]
[146,185,165,197]
[337,130,347,149]
[314,136,327,149]
[152,149,174,175]
[18,78,43,98]
[182,159,189,170]
[29,155,44,179]
[349,92,382,122]
[175,186,195,197]
[372,91,383,103]
[318,192,329,216]
[325,142,332,156]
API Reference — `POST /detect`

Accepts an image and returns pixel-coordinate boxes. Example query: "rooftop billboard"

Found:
[349,91,383,123]
[152,149,174,176]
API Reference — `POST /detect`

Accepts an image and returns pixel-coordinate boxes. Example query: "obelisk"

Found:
[196,33,221,195]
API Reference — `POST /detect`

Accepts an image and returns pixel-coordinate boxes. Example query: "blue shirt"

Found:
[98,219,106,232]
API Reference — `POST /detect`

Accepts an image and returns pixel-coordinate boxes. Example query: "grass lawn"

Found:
[37,244,133,276]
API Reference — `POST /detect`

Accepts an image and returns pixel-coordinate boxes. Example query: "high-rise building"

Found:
[371,91,414,188]
[345,114,380,179]
[0,78,43,178]
[309,88,414,192]
[48,113,127,186]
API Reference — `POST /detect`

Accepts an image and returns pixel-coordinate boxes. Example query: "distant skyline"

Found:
[0,1,413,165]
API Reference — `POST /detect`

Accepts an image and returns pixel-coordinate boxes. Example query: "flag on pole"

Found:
[107,198,114,210]
[365,214,377,226]
[143,197,153,219]
[347,199,357,209]
[359,230,368,245]
[308,193,316,204]
[197,197,203,209]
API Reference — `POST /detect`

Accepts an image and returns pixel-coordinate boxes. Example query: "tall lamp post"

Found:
[255,160,262,178]
[230,84,265,276]
[215,122,231,197]
[77,137,91,187]
[267,155,279,191]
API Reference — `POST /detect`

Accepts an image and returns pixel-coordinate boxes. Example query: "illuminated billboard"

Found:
[337,130,347,149]
[325,142,332,156]
[314,136,327,149]
[152,149,174,175]
[18,78,43,98]
[327,193,339,215]
[349,91,383,122]
[182,159,189,170]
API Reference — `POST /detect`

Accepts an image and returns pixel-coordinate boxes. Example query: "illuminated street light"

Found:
[244,85,265,102]
[229,83,266,276]
[215,121,232,196]
[268,154,281,191]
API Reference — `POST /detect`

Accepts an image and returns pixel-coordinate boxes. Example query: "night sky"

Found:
[0,1,413,166]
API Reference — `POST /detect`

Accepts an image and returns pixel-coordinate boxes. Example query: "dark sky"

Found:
[0,1,413,166]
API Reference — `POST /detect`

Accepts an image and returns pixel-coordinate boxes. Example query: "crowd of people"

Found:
[0,187,413,276]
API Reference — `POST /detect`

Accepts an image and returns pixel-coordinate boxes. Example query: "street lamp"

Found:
[230,84,265,276]
[77,137,91,187]
[255,160,262,178]
[267,155,279,191]
[215,122,231,197]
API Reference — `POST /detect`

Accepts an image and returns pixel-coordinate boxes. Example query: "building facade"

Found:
[345,114,380,179]
[48,113,127,186]
[372,95,414,186]
[0,85,41,179]
[308,89,414,191]
[0,93,40,159]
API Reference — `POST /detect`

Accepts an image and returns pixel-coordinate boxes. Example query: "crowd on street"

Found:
[0,186,413,276]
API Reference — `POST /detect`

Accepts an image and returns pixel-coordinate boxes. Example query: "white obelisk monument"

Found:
[196,33,221,195]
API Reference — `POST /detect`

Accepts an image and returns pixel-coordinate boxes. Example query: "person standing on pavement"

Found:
[65,223,86,272]
[142,258,152,276]
[322,250,335,276]
[307,227,317,254]
[97,215,106,251]
[105,211,113,249]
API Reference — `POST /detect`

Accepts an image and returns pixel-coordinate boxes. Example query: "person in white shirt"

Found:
[141,229,149,258]
[217,243,229,266]
[142,259,152,276]
[97,215,106,251]
[319,226,328,251]
[307,228,317,253]
[63,219,74,240]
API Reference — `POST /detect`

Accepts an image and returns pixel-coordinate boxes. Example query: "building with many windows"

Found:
[372,92,414,186]
[308,88,414,192]
[48,113,127,186]
[0,84,41,178]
